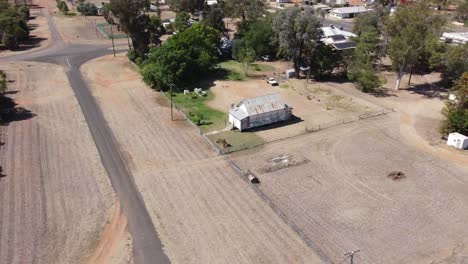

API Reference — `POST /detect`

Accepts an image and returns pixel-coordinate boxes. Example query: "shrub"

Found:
[2,34,18,49]
[77,2,98,16]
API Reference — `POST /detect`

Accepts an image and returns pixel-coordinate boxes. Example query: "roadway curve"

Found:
[0,6,170,264]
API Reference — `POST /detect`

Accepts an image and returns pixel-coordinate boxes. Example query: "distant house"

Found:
[447,132,468,150]
[313,4,332,12]
[329,6,371,18]
[206,0,217,5]
[440,32,468,45]
[229,93,292,131]
[320,26,357,50]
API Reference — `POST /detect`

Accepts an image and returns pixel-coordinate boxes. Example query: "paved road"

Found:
[0,7,170,264]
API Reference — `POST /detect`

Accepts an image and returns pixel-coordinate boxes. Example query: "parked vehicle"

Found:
[262,55,271,61]
[267,77,278,86]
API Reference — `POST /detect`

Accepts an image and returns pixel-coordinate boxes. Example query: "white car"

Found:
[262,55,271,61]
[267,78,278,86]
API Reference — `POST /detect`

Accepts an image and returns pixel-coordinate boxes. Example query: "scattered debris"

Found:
[261,154,310,173]
[216,138,231,148]
[387,171,406,181]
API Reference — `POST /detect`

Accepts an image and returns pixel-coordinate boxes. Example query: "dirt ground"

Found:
[0,7,51,58]
[81,54,325,263]
[231,113,468,264]
[323,70,468,168]
[207,63,380,142]
[0,62,132,263]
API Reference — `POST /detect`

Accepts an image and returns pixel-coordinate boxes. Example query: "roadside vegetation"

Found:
[0,0,30,50]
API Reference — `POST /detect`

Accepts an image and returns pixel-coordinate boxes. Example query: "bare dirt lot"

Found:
[326,70,468,167]
[81,54,325,263]
[231,113,468,264]
[0,62,131,264]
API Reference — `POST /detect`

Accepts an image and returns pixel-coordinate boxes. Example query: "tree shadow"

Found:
[406,81,448,99]
[11,35,48,52]
[245,115,304,132]
[371,87,398,97]
[0,94,36,125]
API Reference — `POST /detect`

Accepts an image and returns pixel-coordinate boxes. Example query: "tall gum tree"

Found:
[386,2,445,90]
[273,6,321,78]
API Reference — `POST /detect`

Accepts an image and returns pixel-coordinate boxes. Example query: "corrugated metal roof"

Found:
[321,27,357,38]
[332,41,357,50]
[229,93,286,120]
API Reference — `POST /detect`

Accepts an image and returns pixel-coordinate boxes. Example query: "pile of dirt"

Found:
[261,154,310,173]
[387,171,406,181]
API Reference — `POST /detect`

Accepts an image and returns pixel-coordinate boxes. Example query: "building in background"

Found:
[321,25,357,50]
[329,6,371,18]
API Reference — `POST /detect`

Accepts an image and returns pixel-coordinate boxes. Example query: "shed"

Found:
[229,93,292,131]
[447,132,468,149]
[329,6,371,18]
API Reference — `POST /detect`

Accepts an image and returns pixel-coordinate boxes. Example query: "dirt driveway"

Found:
[0,62,131,264]
[81,54,326,263]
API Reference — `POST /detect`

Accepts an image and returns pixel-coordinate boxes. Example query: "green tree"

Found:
[352,12,379,36]
[57,1,69,14]
[347,29,382,92]
[242,15,278,57]
[309,43,341,80]
[0,70,7,94]
[273,6,321,78]
[386,2,445,89]
[174,11,190,32]
[77,2,98,15]
[455,0,468,23]
[148,15,165,46]
[168,0,205,13]
[224,0,265,22]
[440,73,468,136]
[109,0,151,57]
[141,23,219,90]
[233,40,256,76]
[202,4,226,34]
[441,44,468,87]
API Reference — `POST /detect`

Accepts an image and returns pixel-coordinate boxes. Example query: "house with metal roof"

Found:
[228,93,292,131]
[440,32,468,45]
[329,6,371,18]
[320,26,357,50]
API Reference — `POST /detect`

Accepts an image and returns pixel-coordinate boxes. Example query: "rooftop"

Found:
[330,6,370,14]
[321,26,357,38]
[229,93,287,120]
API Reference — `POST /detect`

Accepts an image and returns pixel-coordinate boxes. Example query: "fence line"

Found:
[163,91,395,155]
[220,108,395,154]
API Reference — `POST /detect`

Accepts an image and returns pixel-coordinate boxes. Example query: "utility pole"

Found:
[169,84,174,121]
[110,24,116,57]
[344,250,360,264]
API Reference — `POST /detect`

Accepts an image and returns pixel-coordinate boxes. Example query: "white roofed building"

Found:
[329,6,371,18]
[320,26,357,50]
[229,93,292,131]
[440,32,468,45]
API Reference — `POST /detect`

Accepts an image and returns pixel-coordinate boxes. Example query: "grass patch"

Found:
[218,60,276,81]
[169,91,227,132]
[279,83,289,89]
[207,130,265,153]
[252,63,275,72]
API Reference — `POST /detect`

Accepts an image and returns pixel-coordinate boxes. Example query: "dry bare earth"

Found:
[81,54,324,263]
[231,114,468,264]
[0,62,131,264]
